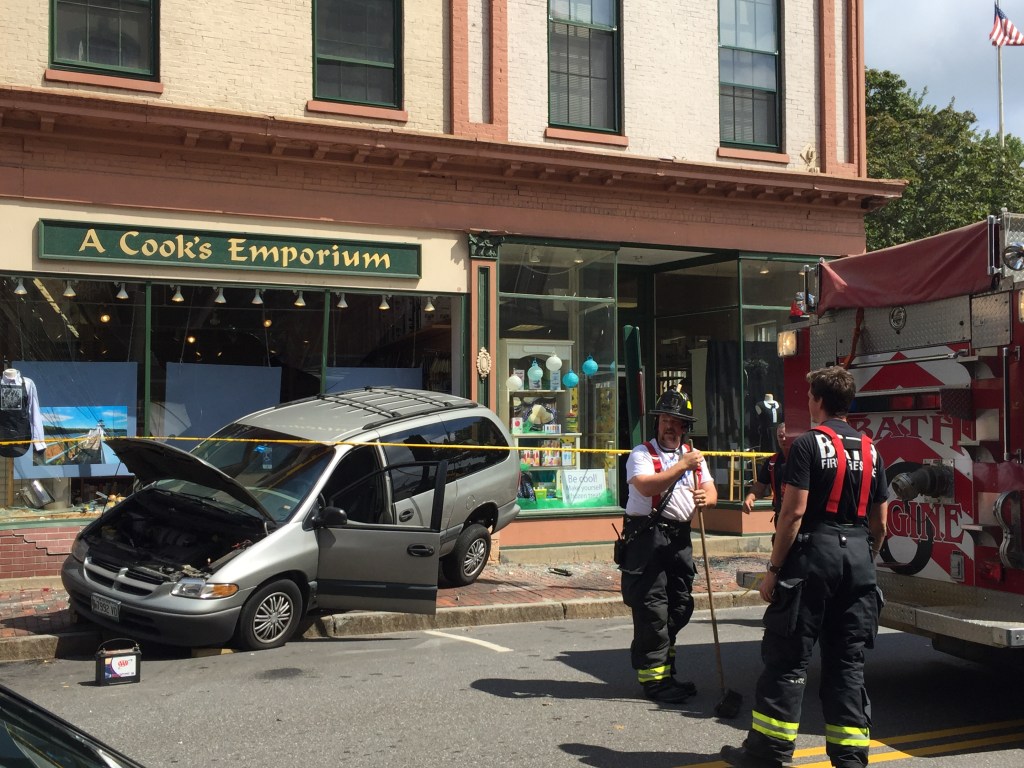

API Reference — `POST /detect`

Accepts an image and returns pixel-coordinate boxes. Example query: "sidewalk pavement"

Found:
[0,536,771,663]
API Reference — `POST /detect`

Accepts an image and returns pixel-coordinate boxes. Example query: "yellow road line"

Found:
[686,719,1024,767]
[873,730,1024,761]
[877,717,1024,746]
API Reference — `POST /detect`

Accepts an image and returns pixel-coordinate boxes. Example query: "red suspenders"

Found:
[813,426,873,518]
[643,441,691,511]
[644,442,663,508]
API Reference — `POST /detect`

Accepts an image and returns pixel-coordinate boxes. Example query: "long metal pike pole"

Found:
[694,465,725,691]
[693,460,743,718]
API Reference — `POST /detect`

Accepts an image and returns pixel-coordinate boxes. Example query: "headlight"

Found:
[777,330,798,358]
[71,538,89,562]
[1002,242,1024,272]
[171,578,239,599]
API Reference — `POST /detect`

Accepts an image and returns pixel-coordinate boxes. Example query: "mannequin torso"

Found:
[0,368,46,455]
[754,394,781,451]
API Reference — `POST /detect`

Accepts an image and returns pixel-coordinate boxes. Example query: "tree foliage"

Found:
[865,68,1024,251]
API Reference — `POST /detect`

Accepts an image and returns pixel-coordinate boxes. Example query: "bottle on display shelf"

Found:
[565,407,578,433]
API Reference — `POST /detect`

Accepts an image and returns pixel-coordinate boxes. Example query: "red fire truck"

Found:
[764,212,1024,662]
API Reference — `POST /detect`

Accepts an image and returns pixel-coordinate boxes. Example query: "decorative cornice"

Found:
[0,86,906,210]
[468,232,503,259]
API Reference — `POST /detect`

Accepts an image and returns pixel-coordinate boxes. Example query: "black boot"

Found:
[668,649,697,697]
[674,679,697,697]
[720,744,783,768]
[642,679,694,703]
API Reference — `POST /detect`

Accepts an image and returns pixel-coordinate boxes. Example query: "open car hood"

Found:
[107,437,273,523]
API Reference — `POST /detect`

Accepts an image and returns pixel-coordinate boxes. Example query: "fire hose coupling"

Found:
[891,463,955,501]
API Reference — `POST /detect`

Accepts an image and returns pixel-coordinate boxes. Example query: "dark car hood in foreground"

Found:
[107,437,272,523]
[0,682,148,767]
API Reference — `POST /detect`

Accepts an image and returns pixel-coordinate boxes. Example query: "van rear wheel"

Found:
[442,523,491,586]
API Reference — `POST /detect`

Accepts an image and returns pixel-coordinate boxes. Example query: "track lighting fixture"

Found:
[336,291,348,309]
[378,294,390,311]
[63,281,77,299]
[171,286,184,303]
[115,283,129,300]
[424,296,435,313]
[214,287,226,304]
[293,291,306,308]
[251,289,263,306]
[13,278,27,296]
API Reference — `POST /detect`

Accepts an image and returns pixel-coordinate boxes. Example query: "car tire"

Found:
[441,523,491,586]
[236,579,302,651]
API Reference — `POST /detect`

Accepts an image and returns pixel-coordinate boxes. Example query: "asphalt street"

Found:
[4,606,1023,768]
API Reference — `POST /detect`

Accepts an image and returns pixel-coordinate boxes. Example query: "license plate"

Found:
[91,594,121,621]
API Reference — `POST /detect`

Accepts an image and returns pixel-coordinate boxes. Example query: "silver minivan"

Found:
[61,388,521,650]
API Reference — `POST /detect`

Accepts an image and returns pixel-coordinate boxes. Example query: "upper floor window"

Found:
[315,0,402,108]
[51,0,158,79]
[548,0,620,133]
[719,0,780,149]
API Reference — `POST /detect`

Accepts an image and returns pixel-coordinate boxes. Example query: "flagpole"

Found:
[998,1,1005,148]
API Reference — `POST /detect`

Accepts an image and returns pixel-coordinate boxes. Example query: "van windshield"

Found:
[164,424,334,523]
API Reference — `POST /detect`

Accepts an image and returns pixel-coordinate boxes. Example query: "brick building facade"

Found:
[0,0,902,576]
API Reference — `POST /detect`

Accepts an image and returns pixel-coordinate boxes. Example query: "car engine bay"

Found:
[82,488,267,583]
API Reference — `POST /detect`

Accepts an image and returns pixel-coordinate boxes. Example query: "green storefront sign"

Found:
[39,220,421,278]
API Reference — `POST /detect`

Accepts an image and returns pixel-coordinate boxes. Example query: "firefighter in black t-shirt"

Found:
[722,366,888,768]
[743,421,789,524]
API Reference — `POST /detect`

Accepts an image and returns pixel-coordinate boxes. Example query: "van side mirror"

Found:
[317,506,348,527]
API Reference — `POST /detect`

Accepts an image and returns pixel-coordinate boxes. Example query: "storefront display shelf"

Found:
[0,507,100,525]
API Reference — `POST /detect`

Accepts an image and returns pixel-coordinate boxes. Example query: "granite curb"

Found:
[2,590,766,663]
[304,590,765,640]
[0,629,101,663]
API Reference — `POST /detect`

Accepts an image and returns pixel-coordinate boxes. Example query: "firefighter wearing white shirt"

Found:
[620,389,718,704]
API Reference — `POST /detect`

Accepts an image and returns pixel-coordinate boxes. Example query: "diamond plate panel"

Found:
[877,572,1024,647]
[810,321,837,369]
[1004,212,1024,244]
[972,292,1011,348]
[832,296,971,357]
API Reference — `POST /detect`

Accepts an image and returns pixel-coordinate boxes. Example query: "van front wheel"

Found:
[236,579,302,650]
[442,523,491,586]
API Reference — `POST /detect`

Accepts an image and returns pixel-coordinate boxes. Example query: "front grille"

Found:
[83,556,161,597]
[90,553,123,572]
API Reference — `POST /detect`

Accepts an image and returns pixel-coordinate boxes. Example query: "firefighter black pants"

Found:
[744,524,881,768]
[619,517,696,683]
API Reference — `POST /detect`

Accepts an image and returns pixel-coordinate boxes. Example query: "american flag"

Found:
[990,4,1024,46]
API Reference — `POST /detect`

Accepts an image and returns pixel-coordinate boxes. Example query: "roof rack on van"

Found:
[314,387,478,431]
